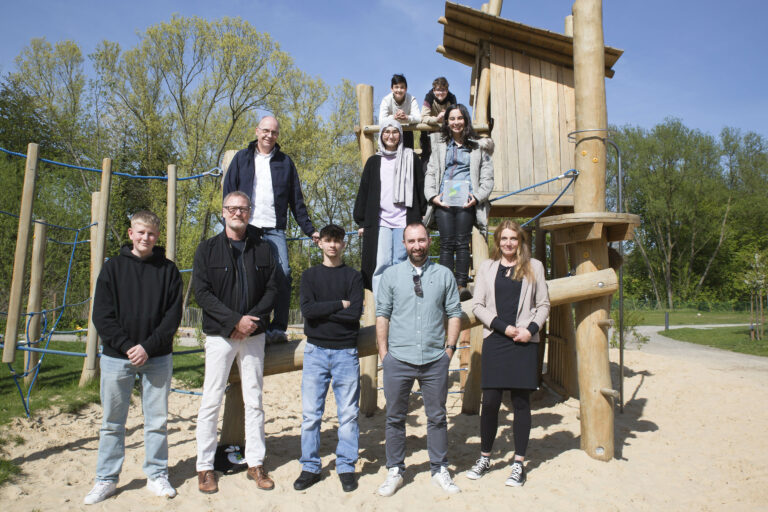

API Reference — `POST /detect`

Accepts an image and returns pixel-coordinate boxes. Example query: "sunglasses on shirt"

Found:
[413,274,423,298]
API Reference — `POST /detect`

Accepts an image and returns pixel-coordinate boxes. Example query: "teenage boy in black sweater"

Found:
[85,210,182,505]
[294,224,364,493]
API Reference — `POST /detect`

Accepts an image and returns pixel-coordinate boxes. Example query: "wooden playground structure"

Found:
[2,0,639,462]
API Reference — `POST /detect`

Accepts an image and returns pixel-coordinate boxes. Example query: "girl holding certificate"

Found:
[424,104,494,299]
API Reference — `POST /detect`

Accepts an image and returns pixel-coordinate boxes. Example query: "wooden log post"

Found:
[166,164,177,262]
[219,150,247,444]
[462,227,489,414]
[534,223,548,385]
[80,159,112,386]
[551,243,579,397]
[24,221,47,386]
[3,143,39,364]
[356,83,379,416]
[570,0,614,461]
[473,41,491,125]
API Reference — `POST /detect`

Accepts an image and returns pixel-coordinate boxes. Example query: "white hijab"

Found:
[377,118,414,207]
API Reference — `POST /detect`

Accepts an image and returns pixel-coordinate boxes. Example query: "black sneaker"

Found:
[465,456,491,480]
[293,470,321,491]
[505,461,526,487]
[339,472,357,492]
[458,286,473,302]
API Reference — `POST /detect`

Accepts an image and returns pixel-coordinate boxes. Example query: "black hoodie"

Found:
[92,244,183,359]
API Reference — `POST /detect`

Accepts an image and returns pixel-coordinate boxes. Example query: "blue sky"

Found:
[0,0,765,138]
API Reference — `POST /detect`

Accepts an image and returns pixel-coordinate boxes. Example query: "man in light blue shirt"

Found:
[375,222,463,497]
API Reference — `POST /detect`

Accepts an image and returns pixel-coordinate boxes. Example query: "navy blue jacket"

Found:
[223,141,316,235]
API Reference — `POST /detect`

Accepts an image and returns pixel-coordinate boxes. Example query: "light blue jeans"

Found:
[95,354,172,483]
[372,226,406,300]
[262,228,291,332]
[300,344,360,474]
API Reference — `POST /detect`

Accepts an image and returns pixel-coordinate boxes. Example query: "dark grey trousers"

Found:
[382,352,450,475]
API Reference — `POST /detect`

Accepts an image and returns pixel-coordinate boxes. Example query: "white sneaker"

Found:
[431,466,461,494]
[84,481,117,505]
[465,456,491,480]
[377,467,404,497]
[147,475,177,498]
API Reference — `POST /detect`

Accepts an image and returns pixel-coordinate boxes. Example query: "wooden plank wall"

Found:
[489,45,575,198]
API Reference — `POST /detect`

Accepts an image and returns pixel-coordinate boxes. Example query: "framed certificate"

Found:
[443,180,470,207]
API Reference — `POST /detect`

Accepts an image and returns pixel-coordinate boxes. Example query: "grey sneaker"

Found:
[84,481,117,505]
[147,475,177,498]
[505,461,526,487]
[377,467,404,497]
[465,456,491,480]
[431,466,461,494]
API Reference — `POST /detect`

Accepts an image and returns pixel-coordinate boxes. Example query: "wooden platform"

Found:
[539,212,640,245]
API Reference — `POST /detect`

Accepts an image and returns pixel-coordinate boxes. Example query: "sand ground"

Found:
[2,326,767,511]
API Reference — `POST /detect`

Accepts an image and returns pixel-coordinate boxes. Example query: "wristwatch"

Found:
[445,345,457,351]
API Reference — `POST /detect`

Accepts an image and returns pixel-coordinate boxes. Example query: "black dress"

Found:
[480,265,539,389]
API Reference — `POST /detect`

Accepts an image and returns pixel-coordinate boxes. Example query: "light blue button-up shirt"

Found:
[376,259,462,365]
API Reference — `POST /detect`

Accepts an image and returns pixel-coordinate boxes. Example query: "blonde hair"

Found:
[490,220,532,281]
[130,210,161,230]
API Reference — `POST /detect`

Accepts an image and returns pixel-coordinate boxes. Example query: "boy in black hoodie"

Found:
[84,210,182,505]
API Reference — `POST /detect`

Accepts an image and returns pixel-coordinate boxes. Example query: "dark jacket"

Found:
[353,153,426,290]
[222,141,315,235]
[193,225,279,337]
[92,245,182,359]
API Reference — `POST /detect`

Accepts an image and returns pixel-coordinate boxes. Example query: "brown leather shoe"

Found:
[247,465,275,490]
[198,470,218,494]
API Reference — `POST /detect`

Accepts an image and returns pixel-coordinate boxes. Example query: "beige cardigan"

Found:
[472,258,551,342]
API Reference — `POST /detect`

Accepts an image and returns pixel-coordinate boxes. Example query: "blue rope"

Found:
[0,209,96,232]
[489,169,578,203]
[0,146,222,181]
[521,174,577,228]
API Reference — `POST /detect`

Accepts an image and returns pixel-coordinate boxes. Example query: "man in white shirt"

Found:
[223,116,319,342]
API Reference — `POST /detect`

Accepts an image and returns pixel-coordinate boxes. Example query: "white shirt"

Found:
[379,92,421,125]
[250,149,277,228]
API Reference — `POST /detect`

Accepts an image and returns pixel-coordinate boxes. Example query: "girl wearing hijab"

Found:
[354,119,426,297]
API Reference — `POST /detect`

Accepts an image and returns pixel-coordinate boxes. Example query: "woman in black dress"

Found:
[465,220,550,487]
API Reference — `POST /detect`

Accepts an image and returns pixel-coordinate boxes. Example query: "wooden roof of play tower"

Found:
[437,2,623,218]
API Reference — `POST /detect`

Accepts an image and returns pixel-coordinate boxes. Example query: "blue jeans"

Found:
[262,228,291,332]
[95,354,172,483]
[372,226,406,300]
[300,344,360,474]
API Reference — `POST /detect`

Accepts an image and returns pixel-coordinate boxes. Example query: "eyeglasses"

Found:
[223,206,250,215]
[260,128,279,136]
[382,130,400,137]
[412,274,423,298]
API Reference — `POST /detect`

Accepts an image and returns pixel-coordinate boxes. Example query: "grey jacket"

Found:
[423,137,495,234]
[472,258,550,342]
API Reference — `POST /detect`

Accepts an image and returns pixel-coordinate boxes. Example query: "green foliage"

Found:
[608,119,768,308]
[610,307,648,348]
[663,326,768,357]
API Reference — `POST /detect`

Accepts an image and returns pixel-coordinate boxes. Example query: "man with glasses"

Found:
[223,115,319,343]
[375,222,463,497]
[193,191,279,493]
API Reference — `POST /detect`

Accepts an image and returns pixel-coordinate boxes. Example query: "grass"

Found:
[627,309,752,326]
[0,340,205,485]
[662,326,768,357]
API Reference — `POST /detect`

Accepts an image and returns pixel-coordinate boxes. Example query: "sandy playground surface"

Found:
[2,326,767,511]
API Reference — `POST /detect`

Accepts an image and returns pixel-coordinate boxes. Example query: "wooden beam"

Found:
[436,44,476,67]
[260,268,618,376]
